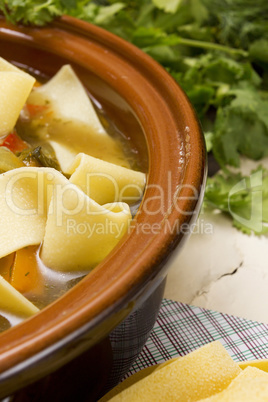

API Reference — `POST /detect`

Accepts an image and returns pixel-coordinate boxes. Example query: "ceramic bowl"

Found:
[0,15,206,400]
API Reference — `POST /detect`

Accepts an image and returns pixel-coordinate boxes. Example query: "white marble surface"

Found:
[164,158,268,323]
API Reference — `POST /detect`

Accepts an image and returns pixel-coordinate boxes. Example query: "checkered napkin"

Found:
[124,299,268,378]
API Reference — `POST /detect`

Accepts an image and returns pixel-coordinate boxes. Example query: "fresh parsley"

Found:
[205,166,268,235]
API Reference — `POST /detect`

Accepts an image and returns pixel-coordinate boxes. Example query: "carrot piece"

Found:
[25,103,48,117]
[0,131,28,153]
[0,253,15,282]
[10,246,42,294]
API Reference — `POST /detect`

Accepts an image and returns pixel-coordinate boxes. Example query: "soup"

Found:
[0,58,146,332]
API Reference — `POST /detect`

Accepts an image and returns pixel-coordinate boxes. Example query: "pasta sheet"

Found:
[41,184,131,271]
[28,65,130,170]
[0,167,65,258]
[0,58,35,136]
[68,153,146,205]
[0,276,39,317]
[0,167,131,271]
[201,367,268,401]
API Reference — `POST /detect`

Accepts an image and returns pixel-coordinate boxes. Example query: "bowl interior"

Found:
[0,15,206,396]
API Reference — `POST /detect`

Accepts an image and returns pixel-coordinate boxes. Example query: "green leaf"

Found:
[201,0,268,50]
[213,106,268,167]
[229,87,268,128]
[1,0,63,26]
[204,167,268,235]
[189,0,209,25]
[145,45,181,65]
[249,39,268,64]
[204,131,213,152]
[152,0,183,14]
[18,145,62,172]
[94,3,125,25]
[186,85,215,116]
[60,0,76,9]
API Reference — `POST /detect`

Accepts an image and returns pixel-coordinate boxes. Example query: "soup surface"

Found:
[0,58,146,332]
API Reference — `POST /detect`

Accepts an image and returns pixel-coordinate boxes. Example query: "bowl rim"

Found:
[0,14,206,389]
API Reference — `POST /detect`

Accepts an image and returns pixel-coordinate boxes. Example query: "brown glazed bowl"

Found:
[0,15,206,400]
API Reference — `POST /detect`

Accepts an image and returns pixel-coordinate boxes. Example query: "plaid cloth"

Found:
[125,299,268,378]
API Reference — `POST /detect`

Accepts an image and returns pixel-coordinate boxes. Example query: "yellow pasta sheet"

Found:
[27,65,129,170]
[0,167,65,258]
[0,167,131,271]
[104,341,241,402]
[102,342,268,402]
[200,366,268,401]
[49,141,77,174]
[0,57,35,136]
[0,275,39,317]
[29,64,106,133]
[41,185,131,271]
[68,153,145,205]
